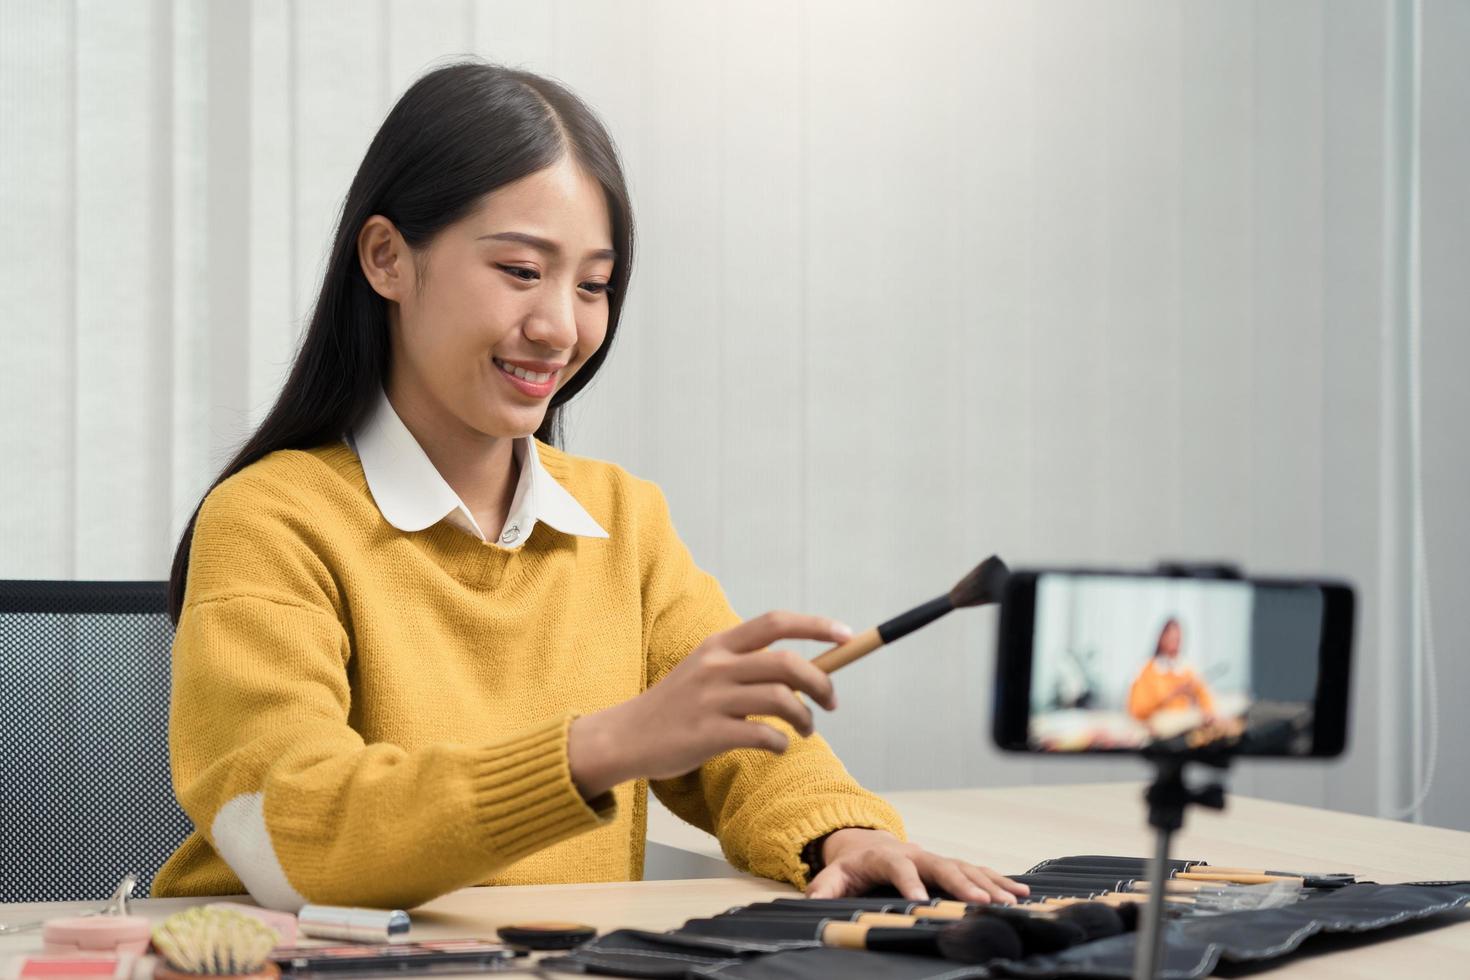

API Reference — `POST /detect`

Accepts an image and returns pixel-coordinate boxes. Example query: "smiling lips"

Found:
[493,356,564,397]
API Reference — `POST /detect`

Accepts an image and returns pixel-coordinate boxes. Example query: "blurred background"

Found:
[1,0,1466,830]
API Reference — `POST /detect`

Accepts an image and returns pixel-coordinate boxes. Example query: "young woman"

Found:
[1127,618,1218,724]
[152,61,1027,912]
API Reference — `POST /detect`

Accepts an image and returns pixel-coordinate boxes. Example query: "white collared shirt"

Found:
[345,388,609,550]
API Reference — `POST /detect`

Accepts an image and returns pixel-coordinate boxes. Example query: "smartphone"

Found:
[992,567,1353,757]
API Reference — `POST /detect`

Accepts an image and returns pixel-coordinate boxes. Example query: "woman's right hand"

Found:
[567,611,851,799]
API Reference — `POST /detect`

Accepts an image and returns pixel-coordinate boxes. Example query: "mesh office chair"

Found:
[0,580,194,902]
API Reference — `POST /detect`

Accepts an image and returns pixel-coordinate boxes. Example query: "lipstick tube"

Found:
[296,905,411,943]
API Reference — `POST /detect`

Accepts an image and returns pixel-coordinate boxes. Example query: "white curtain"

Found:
[2,0,1465,829]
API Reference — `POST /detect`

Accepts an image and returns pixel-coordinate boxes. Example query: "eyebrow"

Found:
[478,231,616,262]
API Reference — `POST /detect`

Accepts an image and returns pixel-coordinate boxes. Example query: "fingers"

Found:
[960,862,1029,903]
[808,839,1025,910]
[928,859,1001,905]
[721,683,815,737]
[805,864,852,900]
[948,863,1019,905]
[884,853,930,902]
[816,846,929,902]
[727,647,838,711]
[721,611,852,657]
[717,718,790,755]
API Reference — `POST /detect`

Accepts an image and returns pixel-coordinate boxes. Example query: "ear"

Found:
[357,215,413,302]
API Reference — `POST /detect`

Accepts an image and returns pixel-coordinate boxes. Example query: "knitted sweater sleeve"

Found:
[163,470,615,911]
[634,479,906,889]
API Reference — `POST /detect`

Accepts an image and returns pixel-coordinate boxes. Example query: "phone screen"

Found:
[994,571,1352,757]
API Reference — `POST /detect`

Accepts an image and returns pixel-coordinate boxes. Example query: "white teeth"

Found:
[496,359,552,384]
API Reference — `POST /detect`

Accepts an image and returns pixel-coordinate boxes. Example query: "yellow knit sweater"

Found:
[152,439,904,909]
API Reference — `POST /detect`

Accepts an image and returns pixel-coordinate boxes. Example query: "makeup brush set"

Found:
[541,859,1470,979]
[999,854,1347,915]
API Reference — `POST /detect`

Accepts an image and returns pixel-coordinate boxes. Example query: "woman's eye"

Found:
[497,265,610,296]
[497,264,539,282]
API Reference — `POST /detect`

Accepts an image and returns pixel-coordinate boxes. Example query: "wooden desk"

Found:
[5,783,1468,977]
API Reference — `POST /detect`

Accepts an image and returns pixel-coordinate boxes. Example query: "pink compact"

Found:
[41,916,153,956]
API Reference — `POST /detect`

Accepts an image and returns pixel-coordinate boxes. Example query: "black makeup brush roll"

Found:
[539,881,1470,979]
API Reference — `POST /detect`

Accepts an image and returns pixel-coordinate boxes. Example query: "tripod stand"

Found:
[1132,750,1231,980]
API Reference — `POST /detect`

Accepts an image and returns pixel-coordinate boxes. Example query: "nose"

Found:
[522,279,580,353]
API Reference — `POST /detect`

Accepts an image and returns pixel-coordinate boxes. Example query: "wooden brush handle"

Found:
[853,912,923,927]
[897,905,967,921]
[1175,871,1301,885]
[811,627,884,673]
[1036,892,1191,908]
[848,909,964,927]
[820,920,866,948]
[1205,865,1332,879]
[1129,879,1211,894]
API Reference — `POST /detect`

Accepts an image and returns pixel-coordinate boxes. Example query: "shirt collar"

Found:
[347,388,608,548]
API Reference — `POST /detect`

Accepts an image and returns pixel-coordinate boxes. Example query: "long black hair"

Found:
[1153,617,1182,657]
[167,60,635,624]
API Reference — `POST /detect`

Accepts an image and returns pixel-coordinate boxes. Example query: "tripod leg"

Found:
[1133,823,1173,980]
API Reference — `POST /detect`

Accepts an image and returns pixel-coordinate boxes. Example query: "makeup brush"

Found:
[1034,855,1356,889]
[1038,864,1306,887]
[932,917,1029,964]
[1198,865,1355,880]
[1033,855,1201,875]
[679,915,1024,964]
[756,897,1043,920]
[151,907,281,980]
[765,898,971,914]
[976,913,1085,955]
[911,906,1123,963]
[1013,872,1270,896]
[742,899,1127,942]
[1024,892,1196,913]
[1021,902,1127,941]
[694,906,1113,963]
[954,901,1128,943]
[812,555,1009,673]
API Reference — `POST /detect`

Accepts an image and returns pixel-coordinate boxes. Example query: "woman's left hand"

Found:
[805,828,1030,905]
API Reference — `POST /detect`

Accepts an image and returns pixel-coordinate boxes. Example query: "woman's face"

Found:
[367,154,616,440]
[1158,622,1182,658]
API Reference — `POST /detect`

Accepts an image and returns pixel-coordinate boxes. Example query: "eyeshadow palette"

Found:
[270,940,522,977]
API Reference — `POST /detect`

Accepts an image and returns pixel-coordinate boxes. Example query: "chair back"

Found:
[0,580,192,902]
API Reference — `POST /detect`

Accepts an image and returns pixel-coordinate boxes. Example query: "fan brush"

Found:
[151,907,282,980]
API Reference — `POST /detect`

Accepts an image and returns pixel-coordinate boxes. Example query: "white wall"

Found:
[1,0,1465,830]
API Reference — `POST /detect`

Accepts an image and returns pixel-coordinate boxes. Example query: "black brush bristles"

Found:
[858,926,947,957]
[875,555,1010,646]
[1012,915,1087,954]
[934,916,1024,964]
[1052,902,1125,941]
[949,554,1010,608]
